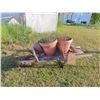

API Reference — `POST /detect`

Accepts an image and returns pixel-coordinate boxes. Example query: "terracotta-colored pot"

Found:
[39,39,57,56]
[57,37,73,55]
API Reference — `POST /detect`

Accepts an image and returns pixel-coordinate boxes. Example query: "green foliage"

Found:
[1,24,57,45]
[57,16,63,27]
[90,13,100,25]
[2,24,32,43]
[38,33,56,43]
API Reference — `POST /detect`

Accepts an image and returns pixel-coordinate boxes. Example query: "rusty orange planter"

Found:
[39,39,57,56]
[57,37,73,55]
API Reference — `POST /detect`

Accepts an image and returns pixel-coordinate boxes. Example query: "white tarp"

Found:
[25,13,58,33]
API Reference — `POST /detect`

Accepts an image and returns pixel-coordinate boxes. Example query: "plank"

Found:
[67,52,76,65]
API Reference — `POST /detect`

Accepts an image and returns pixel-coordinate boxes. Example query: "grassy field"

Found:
[1,24,100,86]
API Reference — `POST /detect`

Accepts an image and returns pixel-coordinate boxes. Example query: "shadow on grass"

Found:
[1,54,64,72]
[2,51,99,72]
[1,55,18,72]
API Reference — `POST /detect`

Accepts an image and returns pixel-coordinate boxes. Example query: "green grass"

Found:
[1,24,100,86]
[2,24,32,43]
[1,24,48,46]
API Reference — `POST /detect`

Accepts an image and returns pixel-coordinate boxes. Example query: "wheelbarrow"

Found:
[16,42,96,68]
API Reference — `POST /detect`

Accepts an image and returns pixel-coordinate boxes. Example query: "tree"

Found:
[90,13,100,25]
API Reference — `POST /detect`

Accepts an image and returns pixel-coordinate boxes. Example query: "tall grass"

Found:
[2,24,32,43]
[1,24,58,45]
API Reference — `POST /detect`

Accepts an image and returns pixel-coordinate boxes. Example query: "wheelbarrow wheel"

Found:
[57,59,64,68]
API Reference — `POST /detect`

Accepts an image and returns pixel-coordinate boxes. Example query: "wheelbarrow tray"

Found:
[17,44,64,67]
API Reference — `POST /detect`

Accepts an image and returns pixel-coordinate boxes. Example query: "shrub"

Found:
[90,13,100,25]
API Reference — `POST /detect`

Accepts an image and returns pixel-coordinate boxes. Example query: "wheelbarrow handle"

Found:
[14,49,33,53]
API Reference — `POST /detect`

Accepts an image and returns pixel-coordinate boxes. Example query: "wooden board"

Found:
[67,52,76,65]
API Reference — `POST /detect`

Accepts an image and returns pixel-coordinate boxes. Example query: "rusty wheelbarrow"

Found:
[16,42,96,68]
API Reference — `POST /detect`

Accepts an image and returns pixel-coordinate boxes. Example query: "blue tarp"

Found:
[61,13,92,25]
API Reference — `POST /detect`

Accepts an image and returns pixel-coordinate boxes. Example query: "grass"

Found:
[1,24,100,86]
[2,24,32,43]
